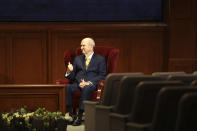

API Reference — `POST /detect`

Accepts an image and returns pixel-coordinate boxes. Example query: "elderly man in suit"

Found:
[65,37,107,126]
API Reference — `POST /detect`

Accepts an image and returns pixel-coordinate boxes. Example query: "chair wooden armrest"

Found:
[96,80,105,100]
[56,79,70,84]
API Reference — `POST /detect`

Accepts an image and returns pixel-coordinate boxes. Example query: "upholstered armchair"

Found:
[56,46,119,109]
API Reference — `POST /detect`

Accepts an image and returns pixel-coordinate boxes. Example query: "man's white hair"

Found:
[82,37,95,47]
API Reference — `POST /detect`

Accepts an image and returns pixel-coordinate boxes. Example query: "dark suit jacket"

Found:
[66,53,107,87]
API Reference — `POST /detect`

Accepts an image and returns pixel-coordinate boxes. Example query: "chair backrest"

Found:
[167,74,197,85]
[151,86,197,131]
[152,72,186,80]
[175,93,197,131]
[64,49,76,67]
[75,46,119,74]
[114,75,163,114]
[64,46,119,74]
[101,73,144,106]
[129,81,183,123]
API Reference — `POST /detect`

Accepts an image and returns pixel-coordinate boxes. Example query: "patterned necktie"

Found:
[85,57,90,69]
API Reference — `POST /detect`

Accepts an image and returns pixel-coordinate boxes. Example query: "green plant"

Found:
[0,107,67,131]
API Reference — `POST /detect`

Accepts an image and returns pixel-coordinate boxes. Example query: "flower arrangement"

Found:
[0,107,67,131]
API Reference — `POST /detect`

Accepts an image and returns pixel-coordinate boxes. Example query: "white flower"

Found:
[14,112,20,117]
[2,113,9,119]
[7,116,13,125]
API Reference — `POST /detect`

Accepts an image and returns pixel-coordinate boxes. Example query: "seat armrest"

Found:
[84,100,99,105]
[110,113,130,120]
[84,100,99,131]
[95,105,114,110]
[96,80,105,100]
[126,122,151,131]
[109,113,130,131]
[94,105,114,131]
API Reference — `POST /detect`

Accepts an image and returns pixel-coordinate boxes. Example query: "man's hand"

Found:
[67,62,73,74]
[79,79,90,88]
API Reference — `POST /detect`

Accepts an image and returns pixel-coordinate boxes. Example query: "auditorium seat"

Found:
[95,75,163,131]
[152,71,186,79]
[167,74,197,85]
[101,73,144,106]
[84,72,144,131]
[109,81,183,131]
[126,86,197,131]
[113,76,163,114]
[175,93,197,131]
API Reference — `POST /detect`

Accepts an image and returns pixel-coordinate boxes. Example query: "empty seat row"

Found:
[126,87,197,131]
[109,81,184,131]
[84,73,144,131]
[84,72,197,131]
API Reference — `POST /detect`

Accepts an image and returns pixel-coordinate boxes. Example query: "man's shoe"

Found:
[72,116,82,126]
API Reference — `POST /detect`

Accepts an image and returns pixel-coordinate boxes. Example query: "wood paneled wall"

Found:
[168,0,197,72]
[0,31,47,84]
[0,0,196,84]
[0,23,167,84]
